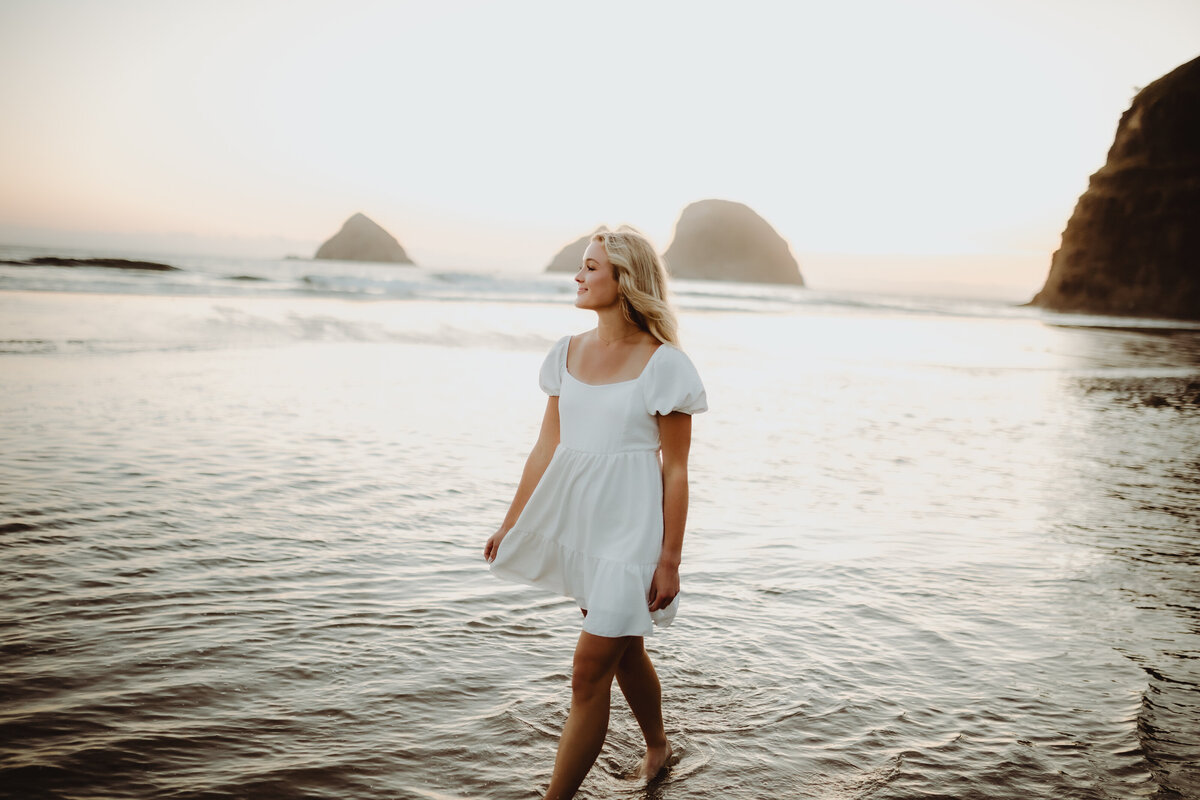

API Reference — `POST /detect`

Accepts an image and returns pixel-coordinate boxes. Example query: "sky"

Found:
[1,0,1198,295]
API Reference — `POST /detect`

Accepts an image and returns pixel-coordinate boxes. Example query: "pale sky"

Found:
[1,0,1197,294]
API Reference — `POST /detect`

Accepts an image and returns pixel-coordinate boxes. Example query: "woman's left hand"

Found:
[648,561,680,612]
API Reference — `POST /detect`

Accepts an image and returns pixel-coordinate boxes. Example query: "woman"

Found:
[484,226,706,798]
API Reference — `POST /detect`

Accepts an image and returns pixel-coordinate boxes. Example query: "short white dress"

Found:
[490,335,708,638]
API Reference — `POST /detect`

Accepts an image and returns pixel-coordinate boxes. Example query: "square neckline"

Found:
[563,336,666,387]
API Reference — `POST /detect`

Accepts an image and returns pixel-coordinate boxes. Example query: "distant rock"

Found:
[315,213,413,264]
[1031,56,1200,320]
[546,227,608,272]
[663,200,803,284]
[0,256,178,271]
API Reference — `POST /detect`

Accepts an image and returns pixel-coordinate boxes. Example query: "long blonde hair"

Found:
[593,226,679,346]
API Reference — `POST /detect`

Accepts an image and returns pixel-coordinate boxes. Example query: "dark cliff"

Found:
[1031,56,1200,319]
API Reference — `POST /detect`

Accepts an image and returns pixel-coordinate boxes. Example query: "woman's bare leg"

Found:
[615,638,673,778]
[543,630,632,800]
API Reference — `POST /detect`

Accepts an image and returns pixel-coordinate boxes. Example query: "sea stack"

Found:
[1031,56,1200,320]
[663,199,803,284]
[546,227,608,272]
[314,213,414,264]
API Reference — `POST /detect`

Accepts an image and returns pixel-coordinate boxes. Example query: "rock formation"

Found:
[546,227,608,272]
[0,256,178,271]
[663,200,803,284]
[1031,55,1200,319]
[314,213,413,264]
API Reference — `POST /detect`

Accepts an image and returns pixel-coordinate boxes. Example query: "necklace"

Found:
[597,328,640,345]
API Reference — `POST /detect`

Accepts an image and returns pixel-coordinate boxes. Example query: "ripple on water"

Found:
[2,312,1199,798]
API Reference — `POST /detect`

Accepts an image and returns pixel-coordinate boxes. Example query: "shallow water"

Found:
[1,282,1198,799]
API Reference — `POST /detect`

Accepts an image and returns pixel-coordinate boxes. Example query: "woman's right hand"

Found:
[483,525,509,563]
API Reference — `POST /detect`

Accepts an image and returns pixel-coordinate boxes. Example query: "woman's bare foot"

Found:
[635,741,673,780]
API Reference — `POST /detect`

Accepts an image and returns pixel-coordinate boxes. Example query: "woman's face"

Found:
[575,240,621,310]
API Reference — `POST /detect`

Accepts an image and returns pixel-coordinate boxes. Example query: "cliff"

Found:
[663,200,803,285]
[1031,55,1200,319]
[314,213,413,264]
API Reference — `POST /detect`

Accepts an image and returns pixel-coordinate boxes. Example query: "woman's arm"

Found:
[648,410,692,611]
[484,396,560,562]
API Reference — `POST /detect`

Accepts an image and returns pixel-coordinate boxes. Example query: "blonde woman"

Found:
[485,226,706,798]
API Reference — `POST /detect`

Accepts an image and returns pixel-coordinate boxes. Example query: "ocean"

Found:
[1,246,1198,799]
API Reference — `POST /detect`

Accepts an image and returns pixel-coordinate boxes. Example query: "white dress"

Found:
[490,335,708,638]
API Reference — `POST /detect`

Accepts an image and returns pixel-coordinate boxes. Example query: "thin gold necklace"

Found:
[597,328,640,344]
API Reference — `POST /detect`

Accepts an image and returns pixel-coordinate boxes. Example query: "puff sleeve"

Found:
[641,345,708,416]
[538,335,570,396]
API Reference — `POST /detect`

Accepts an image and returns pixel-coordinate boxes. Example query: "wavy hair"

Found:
[593,226,679,346]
